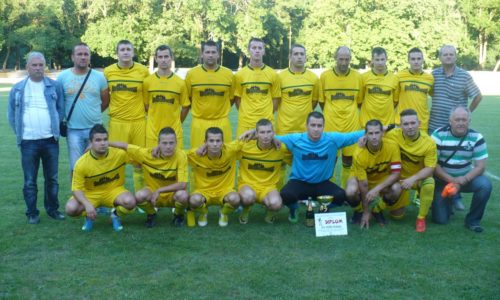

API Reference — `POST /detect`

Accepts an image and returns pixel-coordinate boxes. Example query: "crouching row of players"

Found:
[66,109,489,233]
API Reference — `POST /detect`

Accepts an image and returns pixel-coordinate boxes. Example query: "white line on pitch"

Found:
[485,171,500,181]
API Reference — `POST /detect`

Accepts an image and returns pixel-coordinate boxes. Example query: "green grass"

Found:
[0,89,499,299]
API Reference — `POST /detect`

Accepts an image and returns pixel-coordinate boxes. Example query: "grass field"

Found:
[0,89,498,299]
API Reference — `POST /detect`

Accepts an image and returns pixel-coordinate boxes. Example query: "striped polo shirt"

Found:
[429,67,480,132]
[431,126,488,177]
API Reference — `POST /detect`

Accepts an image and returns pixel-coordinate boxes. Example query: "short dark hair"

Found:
[289,44,306,55]
[72,42,90,55]
[155,44,174,60]
[158,127,176,141]
[205,127,224,141]
[365,119,383,132]
[407,47,423,59]
[334,46,351,58]
[400,108,418,119]
[201,40,219,53]
[116,40,133,53]
[89,124,108,141]
[248,37,265,49]
[256,118,273,131]
[306,111,324,125]
[371,47,387,58]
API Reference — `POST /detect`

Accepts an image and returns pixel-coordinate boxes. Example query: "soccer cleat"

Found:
[172,214,184,227]
[198,213,208,227]
[416,218,426,233]
[111,210,123,232]
[288,207,298,224]
[465,224,484,233]
[81,218,93,231]
[239,209,250,225]
[264,211,276,224]
[350,211,362,224]
[219,213,229,227]
[145,214,157,228]
[371,211,387,227]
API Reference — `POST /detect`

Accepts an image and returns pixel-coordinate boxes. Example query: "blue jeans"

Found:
[67,128,91,171]
[432,175,492,226]
[20,137,60,217]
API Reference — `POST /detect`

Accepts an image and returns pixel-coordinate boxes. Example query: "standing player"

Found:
[360,47,399,126]
[188,127,241,227]
[320,46,363,188]
[346,120,402,228]
[238,119,289,224]
[234,38,280,136]
[185,40,234,147]
[385,109,437,232]
[110,127,189,227]
[277,44,319,135]
[143,45,189,148]
[395,48,434,132]
[104,40,149,191]
[65,125,137,231]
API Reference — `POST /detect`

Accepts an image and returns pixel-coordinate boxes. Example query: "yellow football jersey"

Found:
[72,148,127,193]
[320,68,363,132]
[143,72,189,143]
[277,68,320,134]
[234,65,281,129]
[352,139,401,188]
[187,141,241,193]
[360,70,399,126]
[395,69,434,131]
[185,65,234,119]
[127,144,188,191]
[104,62,149,121]
[238,140,290,188]
[385,128,436,179]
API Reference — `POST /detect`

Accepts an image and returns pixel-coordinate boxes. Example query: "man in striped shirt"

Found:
[431,106,491,233]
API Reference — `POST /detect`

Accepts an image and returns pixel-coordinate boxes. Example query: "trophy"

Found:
[317,195,334,213]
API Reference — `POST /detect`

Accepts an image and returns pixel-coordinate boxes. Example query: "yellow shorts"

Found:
[145,122,184,149]
[386,191,410,211]
[143,187,175,207]
[71,186,129,208]
[109,118,146,146]
[236,124,256,139]
[339,143,356,157]
[190,117,232,148]
[238,184,277,204]
[193,189,235,206]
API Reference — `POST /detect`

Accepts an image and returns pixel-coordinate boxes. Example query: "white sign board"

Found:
[314,212,348,237]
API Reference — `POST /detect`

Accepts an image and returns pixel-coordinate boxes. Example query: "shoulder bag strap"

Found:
[66,69,92,122]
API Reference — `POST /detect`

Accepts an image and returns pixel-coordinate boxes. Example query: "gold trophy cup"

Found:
[317,195,334,213]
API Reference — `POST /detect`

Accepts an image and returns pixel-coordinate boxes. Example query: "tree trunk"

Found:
[221,40,224,66]
[149,55,154,72]
[2,46,10,70]
[238,52,243,69]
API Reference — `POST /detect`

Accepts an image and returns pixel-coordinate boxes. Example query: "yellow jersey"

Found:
[277,68,320,134]
[352,139,401,187]
[320,68,363,132]
[185,65,234,119]
[72,148,127,193]
[104,62,149,121]
[385,128,436,179]
[360,70,399,126]
[395,69,434,131]
[234,65,281,128]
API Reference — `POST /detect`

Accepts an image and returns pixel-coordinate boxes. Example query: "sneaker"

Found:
[145,214,157,228]
[416,218,426,233]
[198,213,208,227]
[28,215,40,224]
[371,211,387,227]
[288,207,298,224]
[465,224,484,233]
[219,213,229,227]
[136,207,145,214]
[239,209,250,225]
[111,210,123,232]
[350,211,362,224]
[264,211,276,224]
[81,218,93,231]
[186,210,196,227]
[48,211,65,220]
[172,214,184,227]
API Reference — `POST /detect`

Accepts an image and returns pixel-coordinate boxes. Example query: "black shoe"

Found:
[350,211,362,224]
[466,224,483,233]
[172,214,184,227]
[371,212,387,227]
[28,215,40,224]
[48,211,65,220]
[145,214,157,228]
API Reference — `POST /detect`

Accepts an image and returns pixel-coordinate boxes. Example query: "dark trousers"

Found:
[280,179,350,207]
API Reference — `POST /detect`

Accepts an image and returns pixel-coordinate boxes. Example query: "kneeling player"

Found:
[111,127,189,227]
[65,124,136,231]
[346,119,402,228]
[238,119,289,224]
[188,127,240,227]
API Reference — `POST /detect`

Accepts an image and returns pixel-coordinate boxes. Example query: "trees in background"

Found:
[0,0,497,70]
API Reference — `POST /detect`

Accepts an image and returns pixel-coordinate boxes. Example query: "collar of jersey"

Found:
[333,68,350,77]
[371,69,388,76]
[248,64,266,71]
[202,65,220,72]
[155,71,174,79]
[90,149,109,160]
[408,69,424,75]
[116,62,135,70]
[288,67,306,75]
[402,129,421,142]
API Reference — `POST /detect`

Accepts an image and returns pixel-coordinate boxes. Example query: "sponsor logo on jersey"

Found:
[200,88,225,97]
[302,152,328,161]
[368,86,391,95]
[112,83,137,92]
[330,92,355,101]
[207,166,231,177]
[288,89,311,97]
[248,163,275,172]
[404,84,428,94]
[150,172,177,181]
[246,86,269,95]
[152,95,174,104]
[94,174,120,186]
